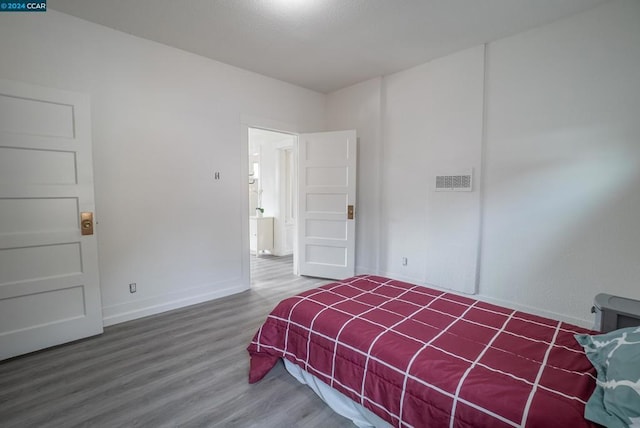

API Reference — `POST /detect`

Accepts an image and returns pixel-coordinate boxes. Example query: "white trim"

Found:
[102,278,246,326]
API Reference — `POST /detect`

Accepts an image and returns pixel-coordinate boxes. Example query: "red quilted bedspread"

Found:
[247,275,597,427]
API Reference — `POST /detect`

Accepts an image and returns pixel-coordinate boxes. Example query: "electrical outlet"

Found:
[129,283,137,293]
[402,257,408,266]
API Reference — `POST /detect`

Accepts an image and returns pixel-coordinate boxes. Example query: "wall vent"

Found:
[435,172,473,192]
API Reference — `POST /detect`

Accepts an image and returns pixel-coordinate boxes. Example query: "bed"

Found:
[247,275,634,427]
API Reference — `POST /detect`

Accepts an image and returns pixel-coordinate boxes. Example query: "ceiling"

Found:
[49,0,606,93]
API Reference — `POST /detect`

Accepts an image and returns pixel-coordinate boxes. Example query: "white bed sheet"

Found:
[283,358,392,428]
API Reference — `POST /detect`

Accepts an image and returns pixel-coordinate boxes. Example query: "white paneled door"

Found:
[0,79,103,360]
[297,130,356,280]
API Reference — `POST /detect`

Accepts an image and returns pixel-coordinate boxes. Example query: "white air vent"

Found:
[435,171,473,192]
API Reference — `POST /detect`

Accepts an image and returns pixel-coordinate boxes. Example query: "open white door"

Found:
[0,79,103,360]
[297,130,356,279]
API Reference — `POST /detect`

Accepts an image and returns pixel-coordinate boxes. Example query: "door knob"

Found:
[81,212,94,235]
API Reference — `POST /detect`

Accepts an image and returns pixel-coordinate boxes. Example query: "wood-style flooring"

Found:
[0,255,355,428]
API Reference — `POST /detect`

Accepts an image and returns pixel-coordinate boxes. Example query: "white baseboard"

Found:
[377,270,428,288]
[102,278,248,327]
[355,265,373,276]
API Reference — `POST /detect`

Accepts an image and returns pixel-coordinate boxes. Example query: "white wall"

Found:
[327,49,485,292]
[0,10,325,325]
[480,0,640,324]
[381,46,485,293]
[3,1,638,329]
[326,0,640,327]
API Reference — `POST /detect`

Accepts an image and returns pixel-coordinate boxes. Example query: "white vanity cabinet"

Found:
[249,216,274,256]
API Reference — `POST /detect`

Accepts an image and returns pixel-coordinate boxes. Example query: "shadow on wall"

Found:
[481,125,640,322]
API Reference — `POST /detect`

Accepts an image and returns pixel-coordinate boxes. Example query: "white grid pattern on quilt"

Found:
[252,275,591,427]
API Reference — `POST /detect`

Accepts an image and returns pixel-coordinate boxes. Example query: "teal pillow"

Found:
[575,326,640,428]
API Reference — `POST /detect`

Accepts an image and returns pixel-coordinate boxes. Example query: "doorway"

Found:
[247,128,297,280]
[241,124,358,287]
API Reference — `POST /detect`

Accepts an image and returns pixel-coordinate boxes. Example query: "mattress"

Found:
[283,358,391,428]
[248,275,598,427]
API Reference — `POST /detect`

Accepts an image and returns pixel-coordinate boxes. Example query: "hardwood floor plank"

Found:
[0,255,353,427]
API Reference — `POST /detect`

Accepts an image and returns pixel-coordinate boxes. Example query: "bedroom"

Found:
[1,0,639,426]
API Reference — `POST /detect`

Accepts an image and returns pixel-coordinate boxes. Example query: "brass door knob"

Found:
[81,212,94,235]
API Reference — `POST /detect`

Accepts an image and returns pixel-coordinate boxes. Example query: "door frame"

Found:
[240,116,300,287]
